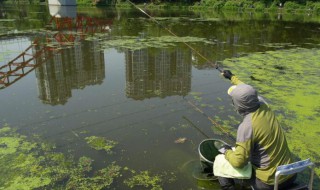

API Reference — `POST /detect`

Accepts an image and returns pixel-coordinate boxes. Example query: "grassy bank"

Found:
[3,0,320,14]
[113,0,320,14]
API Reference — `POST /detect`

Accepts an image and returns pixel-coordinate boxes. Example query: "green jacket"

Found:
[225,76,293,185]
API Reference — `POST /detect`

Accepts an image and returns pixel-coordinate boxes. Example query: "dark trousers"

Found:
[218,174,297,190]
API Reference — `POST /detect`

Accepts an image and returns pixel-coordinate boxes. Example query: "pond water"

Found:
[0,4,319,189]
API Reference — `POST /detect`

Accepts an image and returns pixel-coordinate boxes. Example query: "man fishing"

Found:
[218,70,296,190]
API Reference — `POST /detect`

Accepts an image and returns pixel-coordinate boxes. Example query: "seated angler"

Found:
[218,70,296,190]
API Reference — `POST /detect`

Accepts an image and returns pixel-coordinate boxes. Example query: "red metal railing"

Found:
[0,15,113,89]
[0,41,58,89]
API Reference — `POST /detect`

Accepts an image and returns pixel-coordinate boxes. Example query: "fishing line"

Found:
[127,0,223,72]
[18,99,131,129]
[184,97,236,142]
[42,98,188,139]
[127,2,236,142]
[52,107,190,148]
[182,116,209,138]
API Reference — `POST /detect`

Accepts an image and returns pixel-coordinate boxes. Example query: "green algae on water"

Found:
[210,116,238,138]
[66,159,121,190]
[85,136,118,154]
[259,43,297,48]
[124,170,163,190]
[101,36,214,51]
[0,126,121,190]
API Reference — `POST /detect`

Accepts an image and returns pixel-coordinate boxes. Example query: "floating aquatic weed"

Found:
[153,17,186,21]
[190,92,204,102]
[0,136,24,154]
[227,115,241,126]
[0,125,11,133]
[0,126,121,189]
[101,35,212,50]
[213,115,222,122]
[124,170,163,190]
[80,130,88,134]
[78,156,93,173]
[193,95,202,102]
[66,160,121,190]
[85,136,118,154]
[0,19,15,22]
[222,47,320,175]
[190,92,203,96]
[179,123,189,129]
[0,127,57,189]
[200,103,207,107]
[259,42,295,48]
[220,119,237,134]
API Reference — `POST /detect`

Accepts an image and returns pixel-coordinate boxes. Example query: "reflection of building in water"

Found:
[35,38,105,105]
[125,48,191,100]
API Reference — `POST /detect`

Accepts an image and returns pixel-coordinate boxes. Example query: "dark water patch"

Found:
[249,75,262,82]
[282,125,293,132]
[273,65,286,70]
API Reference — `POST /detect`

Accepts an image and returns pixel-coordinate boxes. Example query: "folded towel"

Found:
[213,154,252,179]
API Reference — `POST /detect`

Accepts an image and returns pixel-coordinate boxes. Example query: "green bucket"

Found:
[198,139,230,174]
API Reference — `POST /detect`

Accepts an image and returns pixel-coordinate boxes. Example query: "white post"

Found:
[48,0,76,6]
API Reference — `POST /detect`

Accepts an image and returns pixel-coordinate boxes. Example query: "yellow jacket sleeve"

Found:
[230,75,244,85]
[225,140,251,168]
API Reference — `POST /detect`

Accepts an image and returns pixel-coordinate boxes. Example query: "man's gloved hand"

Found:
[218,144,232,154]
[221,70,234,80]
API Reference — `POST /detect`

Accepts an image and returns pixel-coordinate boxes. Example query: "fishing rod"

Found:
[127,1,236,141]
[127,0,223,73]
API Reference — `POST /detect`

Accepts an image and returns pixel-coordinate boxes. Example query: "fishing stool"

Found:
[274,158,315,190]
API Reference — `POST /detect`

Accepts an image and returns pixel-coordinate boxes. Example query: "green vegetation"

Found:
[192,0,320,13]
[85,136,118,154]
[0,125,175,189]
[100,35,214,51]
[0,0,44,5]
[66,160,121,190]
[2,0,318,14]
[124,170,163,189]
[209,115,238,138]
[116,0,320,14]
[222,47,320,176]
[0,125,121,189]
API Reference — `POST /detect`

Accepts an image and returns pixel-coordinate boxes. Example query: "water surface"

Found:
[0,4,319,189]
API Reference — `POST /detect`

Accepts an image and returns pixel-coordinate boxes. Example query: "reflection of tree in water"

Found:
[125,47,191,100]
[35,39,105,105]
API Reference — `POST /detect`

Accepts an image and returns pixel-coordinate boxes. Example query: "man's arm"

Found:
[221,70,244,85]
[230,75,244,85]
[225,141,251,168]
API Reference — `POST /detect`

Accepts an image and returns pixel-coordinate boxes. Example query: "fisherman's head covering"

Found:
[227,84,260,116]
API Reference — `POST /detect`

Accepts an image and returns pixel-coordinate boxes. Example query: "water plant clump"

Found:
[66,160,121,190]
[85,136,118,154]
[0,126,121,189]
[124,170,163,190]
[222,47,320,175]
[101,35,214,51]
[210,115,237,138]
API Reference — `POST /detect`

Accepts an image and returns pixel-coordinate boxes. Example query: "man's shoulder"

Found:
[239,114,254,129]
